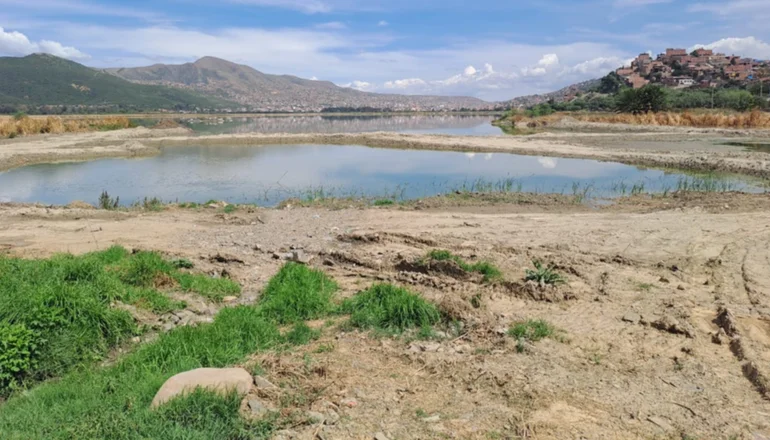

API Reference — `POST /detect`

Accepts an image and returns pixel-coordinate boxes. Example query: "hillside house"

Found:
[693,48,714,57]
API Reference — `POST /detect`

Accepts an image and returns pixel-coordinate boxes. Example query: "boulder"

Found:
[151,368,253,408]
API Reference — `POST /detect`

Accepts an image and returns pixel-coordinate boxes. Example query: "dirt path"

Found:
[1,199,770,439]
[3,127,770,179]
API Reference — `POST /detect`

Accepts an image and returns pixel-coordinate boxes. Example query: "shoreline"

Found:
[2,127,770,179]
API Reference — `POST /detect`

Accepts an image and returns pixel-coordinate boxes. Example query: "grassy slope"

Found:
[0,54,235,111]
[0,258,452,439]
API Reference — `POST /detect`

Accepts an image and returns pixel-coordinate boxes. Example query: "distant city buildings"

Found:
[615,48,770,89]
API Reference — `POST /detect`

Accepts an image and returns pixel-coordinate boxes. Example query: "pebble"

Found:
[248,399,271,416]
[253,376,278,389]
[223,296,238,303]
[340,397,358,408]
[622,312,641,324]
[374,433,390,440]
[422,415,441,423]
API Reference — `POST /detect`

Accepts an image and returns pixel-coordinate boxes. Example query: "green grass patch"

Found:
[524,260,566,286]
[0,306,286,439]
[258,263,338,324]
[223,204,237,214]
[373,199,395,206]
[425,249,502,283]
[339,284,440,333]
[0,246,241,394]
[508,319,557,353]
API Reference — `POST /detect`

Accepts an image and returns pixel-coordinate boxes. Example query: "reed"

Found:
[0,116,133,138]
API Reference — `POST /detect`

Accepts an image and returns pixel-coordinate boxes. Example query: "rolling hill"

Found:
[106,57,491,112]
[0,54,235,113]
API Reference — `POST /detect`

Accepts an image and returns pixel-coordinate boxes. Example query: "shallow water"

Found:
[136,115,505,136]
[0,144,762,206]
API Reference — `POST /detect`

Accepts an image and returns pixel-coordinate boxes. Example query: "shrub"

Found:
[373,199,395,206]
[0,323,37,392]
[340,284,440,333]
[508,319,556,352]
[525,260,566,286]
[258,263,338,324]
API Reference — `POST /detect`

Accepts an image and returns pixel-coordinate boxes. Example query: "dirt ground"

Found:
[2,193,770,440]
[2,124,770,179]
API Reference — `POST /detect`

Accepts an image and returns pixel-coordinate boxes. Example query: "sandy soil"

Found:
[2,126,770,179]
[1,194,770,439]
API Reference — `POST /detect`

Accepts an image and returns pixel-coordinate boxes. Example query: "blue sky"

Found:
[1,0,769,101]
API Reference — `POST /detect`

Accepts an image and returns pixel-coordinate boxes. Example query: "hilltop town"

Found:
[616,48,770,89]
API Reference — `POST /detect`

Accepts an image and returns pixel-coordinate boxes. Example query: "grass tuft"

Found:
[426,249,502,283]
[508,319,556,352]
[524,260,566,286]
[258,263,338,324]
[339,284,440,333]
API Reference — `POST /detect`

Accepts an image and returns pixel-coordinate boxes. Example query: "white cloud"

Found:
[0,27,88,59]
[315,21,346,30]
[229,0,331,14]
[463,65,477,76]
[384,78,427,89]
[377,20,389,27]
[538,157,557,169]
[690,36,770,59]
[341,80,373,91]
[538,53,560,67]
[613,0,672,6]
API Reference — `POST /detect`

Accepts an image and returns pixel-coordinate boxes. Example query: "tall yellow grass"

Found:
[511,110,770,129]
[571,109,770,129]
[0,116,133,138]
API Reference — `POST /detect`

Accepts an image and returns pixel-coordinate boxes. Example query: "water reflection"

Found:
[0,144,761,206]
[171,115,504,136]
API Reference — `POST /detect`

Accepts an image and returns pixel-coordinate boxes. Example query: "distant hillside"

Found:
[107,57,491,112]
[506,79,601,108]
[0,54,235,113]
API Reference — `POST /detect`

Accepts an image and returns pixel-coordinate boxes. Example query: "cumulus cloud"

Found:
[341,80,373,91]
[690,36,770,59]
[0,27,88,59]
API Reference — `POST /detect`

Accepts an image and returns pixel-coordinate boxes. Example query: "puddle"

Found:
[0,144,763,206]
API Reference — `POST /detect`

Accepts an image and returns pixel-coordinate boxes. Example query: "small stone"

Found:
[253,376,278,389]
[223,296,238,303]
[622,312,641,325]
[659,277,670,284]
[422,415,441,423]
[306,411,326,424]
[374,433,390,440]
[162,323,176,332]
[712,328,729,345]
[677,284,686,291]
[340,397,358,408]
[248,399,271,416]
[289,250,312,264]
[131,336,141,343]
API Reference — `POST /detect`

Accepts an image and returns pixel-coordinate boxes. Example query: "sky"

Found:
[1,0,770,101]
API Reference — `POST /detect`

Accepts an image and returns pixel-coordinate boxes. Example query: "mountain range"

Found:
[0,54,495,114]
[105,57,490,112]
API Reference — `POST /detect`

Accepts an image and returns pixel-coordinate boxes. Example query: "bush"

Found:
[340,284,440,332]
[258,263,338,324]
[0,323,37,392]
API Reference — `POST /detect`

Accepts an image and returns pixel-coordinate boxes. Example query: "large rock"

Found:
[151,368,253,408]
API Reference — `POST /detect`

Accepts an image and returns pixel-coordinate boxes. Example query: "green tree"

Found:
[616,85,668,114]
[597,72,626,94]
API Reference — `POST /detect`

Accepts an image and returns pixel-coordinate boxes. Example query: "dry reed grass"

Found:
[0,116,133,138]
[571,109,770,128]
[510,110,770,129]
